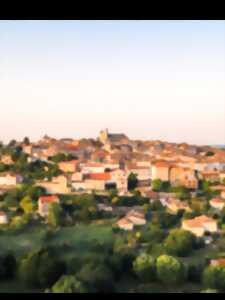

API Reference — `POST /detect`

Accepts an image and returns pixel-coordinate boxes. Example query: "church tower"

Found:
[99,128,109,144]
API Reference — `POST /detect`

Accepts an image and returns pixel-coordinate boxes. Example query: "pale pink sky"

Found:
[0,21,225,145]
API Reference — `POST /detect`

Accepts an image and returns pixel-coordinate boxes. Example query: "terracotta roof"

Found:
[210,198,224,204]
[87,173,111,181]
[116,217,133,226]
[83,162,105,167]
[59,160,78,166]
[39,195,59,204]
[152,161,174,168]
[183,215,216,228]
[211,259,225,266]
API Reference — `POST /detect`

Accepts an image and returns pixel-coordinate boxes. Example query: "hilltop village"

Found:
[0,129,225,293]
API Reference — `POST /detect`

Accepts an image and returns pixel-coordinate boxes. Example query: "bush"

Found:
[164,229,196,257]
[133,253,156,282]
[50,275,87,293]
[77,262,115,293]
[203,265,225,291]
[156,255,185,284]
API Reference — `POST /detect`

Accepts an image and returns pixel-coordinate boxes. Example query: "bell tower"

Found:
[99,128,109,144]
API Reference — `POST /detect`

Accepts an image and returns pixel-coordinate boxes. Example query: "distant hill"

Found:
[212,145,225,149]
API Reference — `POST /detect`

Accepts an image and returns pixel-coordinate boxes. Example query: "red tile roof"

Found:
[39,195,59,204]
[87,173,111,181]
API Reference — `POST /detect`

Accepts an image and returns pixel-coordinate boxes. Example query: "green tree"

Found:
[164,229,196,257]
[47,202,65,227]
[203,265,225,291]
[77,263,115,293]
[156,255,185,284]
[18,248,65,288]
[0,163,8,172]
[133,253,156,282]
[128,172,138,191]
[20,196,37,214]
[50,275,86,293]
[152,179,163,192]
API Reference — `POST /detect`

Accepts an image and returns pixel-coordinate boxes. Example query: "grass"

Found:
[0,223,113,259]
[0,222,114,293]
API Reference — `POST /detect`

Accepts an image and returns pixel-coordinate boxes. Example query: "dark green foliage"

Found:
[156,255,185,284]
[0,253,17,280]
[18,248,66,288]
[133,253,156,282]
[50,275,87,293]
[164,229,196,257]
[203,265,225,291]
[128,173,138,191]
[77,262,115,293]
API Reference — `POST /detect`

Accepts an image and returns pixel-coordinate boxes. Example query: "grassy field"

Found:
[0,223,113,259]
[0,222,114,293]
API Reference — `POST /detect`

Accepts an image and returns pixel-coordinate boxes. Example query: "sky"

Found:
[0,20,225,145]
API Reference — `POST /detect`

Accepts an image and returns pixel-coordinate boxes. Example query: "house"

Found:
[37,175,70,194]
[169,167,198,189]
[97,203,113,212]
[38,195,60,217]
[182,215,218,237]
[151,161,171,181]
[126,209,146,225]
[126,164,151,181]
[84,172,112,191]
[110,169,128,192]
[90,149,110,162]
[221,191,225,200]
[0,155,13,165]
[210,259,225,267]
[80,162,106,174]
[0,211,8,224]
[209,198,225,210]
[201,171,220,183]
[116,217,134,230]
[0,172,23,186]
[58,160,79,173]
[136,161,151,168]
[116,209,146,231]
[165,198,191,214]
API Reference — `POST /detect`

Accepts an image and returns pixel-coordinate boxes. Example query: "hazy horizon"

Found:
[0,21,225,145]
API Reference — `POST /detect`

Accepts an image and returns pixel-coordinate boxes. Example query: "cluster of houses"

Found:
[0,129,225,238]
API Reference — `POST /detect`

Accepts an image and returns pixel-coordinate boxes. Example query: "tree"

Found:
[18,248,66,288]
[164,229,196,257]
[203,265,225,291]
[0,163,8,172]
[133,253,156,282]
[23,137,30,145]
[205,151,214,157]
[0,253,17,280]
[128,173,138,191]
[20,196,37,214]
[152,179,163,192]
[77,262,115,293]
[50,153,67,163]
[156,255,185,284]
[140,224,166,244]
[47,202,65,227]
[50,275,86,293]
